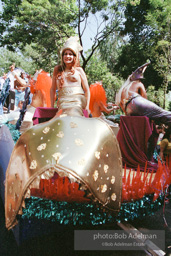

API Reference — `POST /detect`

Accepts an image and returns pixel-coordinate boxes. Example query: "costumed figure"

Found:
[3,39,171,232]
[115,62,171,127]
[89,81,119,136]
[50,36,90,117]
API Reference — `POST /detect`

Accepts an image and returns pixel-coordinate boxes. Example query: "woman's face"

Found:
[63,49,74,66]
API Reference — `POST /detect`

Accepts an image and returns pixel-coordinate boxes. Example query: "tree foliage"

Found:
[145,0,171,107]
[0,46,37,75]
[77,0,124,69]
[99,0,170,93]
[0,0,77,70]
[0,0,125,71]
[85,51,123,103]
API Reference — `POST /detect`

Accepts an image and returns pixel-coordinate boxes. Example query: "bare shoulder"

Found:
[53,65,62,74]
[75,66,85,74]
[75,66,83,71]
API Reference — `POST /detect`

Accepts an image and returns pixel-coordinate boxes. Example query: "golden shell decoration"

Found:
[42,127,50,134]
[75,138,84,146]
[111,193,117,201]
[30,160,37,170]
[56,131,64,138]
[52,152,62,163]
[93,170,99,181]
[37,143,47,151]
[95,151,100,159]
[104,164,109,173]
[70,122,78,128]
[111,176,115,184]
[101,184,107,193]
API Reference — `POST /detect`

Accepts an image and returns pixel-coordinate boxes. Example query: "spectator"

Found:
[160,127,171,162]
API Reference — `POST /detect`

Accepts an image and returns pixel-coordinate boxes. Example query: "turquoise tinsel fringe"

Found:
[20,194,164,225]
[5,123,21,143]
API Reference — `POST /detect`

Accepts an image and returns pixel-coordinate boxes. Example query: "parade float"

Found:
[0,65,171,246]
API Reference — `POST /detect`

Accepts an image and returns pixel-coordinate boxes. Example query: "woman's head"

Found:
[60,36,82,68]
[62,49,77,68]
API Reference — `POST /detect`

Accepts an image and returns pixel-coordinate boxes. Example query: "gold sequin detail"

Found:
[111,176,115,184]
[104,165,109,173]
[70,122,78,128]
[56,131,64,138]
[93,170,99,181]
[37,143,47,151]
[43,127,50,134]
[111,193,116,201]
[101,184,107,193]
[95,151,100,159]
[78,158,85,166]
[75,138,84,146]
[30,160,37,169]
[52,152,62,163]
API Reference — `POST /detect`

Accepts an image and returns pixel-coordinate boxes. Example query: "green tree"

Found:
[101,0,171,92]
[77,0,124,69]
[0,0,77,70]
[0,0,125,70]
[145,0,171,108]
[85,51,123,103]
[0,47,37,75]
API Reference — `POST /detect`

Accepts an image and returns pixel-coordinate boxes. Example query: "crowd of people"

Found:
[0,64,52,133]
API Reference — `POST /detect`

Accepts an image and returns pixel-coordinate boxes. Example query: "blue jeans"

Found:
[15,90,25,107]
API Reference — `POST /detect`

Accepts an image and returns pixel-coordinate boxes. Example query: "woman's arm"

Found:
[139,83,147,99]
[50,66,58,107]
[99,102,119,114]
[10,64,28,88]
[77,67,90,113]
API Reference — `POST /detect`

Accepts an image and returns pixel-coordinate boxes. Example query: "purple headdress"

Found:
[130,62,151,81]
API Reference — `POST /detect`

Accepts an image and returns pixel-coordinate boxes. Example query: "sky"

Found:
[0,0,97,52]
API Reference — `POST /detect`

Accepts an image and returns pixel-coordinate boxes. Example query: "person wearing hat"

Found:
[50,36,90,117]
[115,62,171,126]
